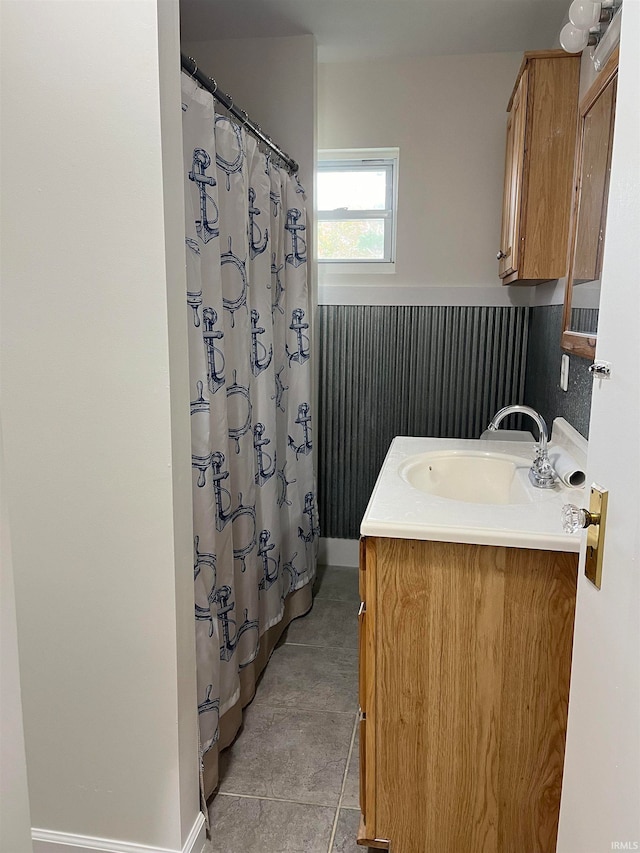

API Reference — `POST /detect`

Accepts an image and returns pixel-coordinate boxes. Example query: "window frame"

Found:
[317,148,399,271]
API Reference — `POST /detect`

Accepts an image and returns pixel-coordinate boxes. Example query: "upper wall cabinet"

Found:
[498,51,581,285]
[561,49,619,359]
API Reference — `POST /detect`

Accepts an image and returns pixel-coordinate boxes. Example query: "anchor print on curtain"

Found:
[181,74,318,772]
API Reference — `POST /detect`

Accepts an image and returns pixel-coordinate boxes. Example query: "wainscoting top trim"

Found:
[318,283,556,307]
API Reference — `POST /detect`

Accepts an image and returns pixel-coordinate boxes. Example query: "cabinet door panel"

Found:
[358,602,366,714]
[498,52,580,284]
[362,537,378,839]
[498,547,578,851]
[372,537,577,853]
[359,717,366,817]
[500,70,528,279]
[375,538,505,851]
[359,538,367,714]
[522,57,581,279]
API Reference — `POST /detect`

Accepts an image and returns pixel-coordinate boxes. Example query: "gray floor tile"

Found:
[219,704,354,806]
[314,565,360,603]
[254,643,358,714]
[332,808,372,852]
[209,794,335,853]
[341,720,360,809]
[286,599,358,649]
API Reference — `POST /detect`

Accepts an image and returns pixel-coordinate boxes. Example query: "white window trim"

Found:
[317,148,399,274]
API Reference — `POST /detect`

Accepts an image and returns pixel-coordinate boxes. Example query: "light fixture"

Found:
[560,21,597,52]
[560,0,622,64]
[593,3,623,69]
[569,0,613,30]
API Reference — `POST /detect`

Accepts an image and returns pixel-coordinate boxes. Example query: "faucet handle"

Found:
[529,448,557,489]
[562,503,600,534]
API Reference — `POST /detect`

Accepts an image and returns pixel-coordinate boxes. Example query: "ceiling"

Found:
[180,0,568,63]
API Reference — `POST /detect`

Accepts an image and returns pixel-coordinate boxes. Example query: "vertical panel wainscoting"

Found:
[318,305,530,539]
[524,305,593,440]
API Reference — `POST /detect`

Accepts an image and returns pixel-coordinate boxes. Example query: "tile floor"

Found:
[209,564,373,853]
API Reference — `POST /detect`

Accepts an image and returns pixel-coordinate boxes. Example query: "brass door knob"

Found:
[564,486,608,589]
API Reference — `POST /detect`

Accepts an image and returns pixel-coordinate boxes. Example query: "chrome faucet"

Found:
[486,404,557,489]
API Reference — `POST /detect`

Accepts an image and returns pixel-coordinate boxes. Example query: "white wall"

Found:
[158,2,203,843]
[317,52,526,306]
[557,3,640,848]
[182,35,317,226]
[0,2,202,850]
[1,421,33,853]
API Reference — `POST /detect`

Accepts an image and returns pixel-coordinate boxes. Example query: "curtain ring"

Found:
[266,139,281,168]
[187,57,198,79]
[224,93,233,112]
[209,77,218,96]
[240,109,250,129]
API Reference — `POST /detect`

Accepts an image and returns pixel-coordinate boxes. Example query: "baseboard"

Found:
[32,811,207,853]
[318,537,359,567]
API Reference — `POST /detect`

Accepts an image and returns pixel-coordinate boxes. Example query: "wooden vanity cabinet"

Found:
[498,51,580,285]
[357,536,578,853]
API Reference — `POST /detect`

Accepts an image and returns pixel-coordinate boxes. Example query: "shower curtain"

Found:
[181,73,318,797]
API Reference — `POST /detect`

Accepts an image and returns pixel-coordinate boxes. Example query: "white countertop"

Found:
[360,435,585,552]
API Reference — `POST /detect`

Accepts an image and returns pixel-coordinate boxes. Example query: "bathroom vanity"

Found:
[357,435,583,852]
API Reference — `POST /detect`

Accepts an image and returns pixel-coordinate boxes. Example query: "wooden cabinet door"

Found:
[572,74,617,283]
[499,69,528,279]
[358,537,388,847]
[373,537,577,853]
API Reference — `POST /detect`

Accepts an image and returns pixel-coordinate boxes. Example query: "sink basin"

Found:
[361,434,583,552]
[399,450,554,505]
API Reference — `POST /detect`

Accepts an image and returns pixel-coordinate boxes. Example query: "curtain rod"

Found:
[181,53,299,174]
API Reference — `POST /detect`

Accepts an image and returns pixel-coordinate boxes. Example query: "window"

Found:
[317,149,398,268]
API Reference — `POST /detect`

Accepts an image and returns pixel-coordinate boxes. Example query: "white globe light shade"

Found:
[560,22,590,52]
[569,0,601,28]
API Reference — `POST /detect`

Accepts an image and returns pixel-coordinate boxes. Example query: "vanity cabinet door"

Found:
[357,537,392,851]
[358,540,367,715]
[358,536,578,853]
[357,538,371,834]
[358,715,366,816]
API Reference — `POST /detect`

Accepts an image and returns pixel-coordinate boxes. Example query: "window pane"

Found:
[317,220,385,260]
[317,169,387,211]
